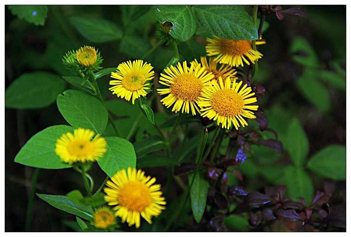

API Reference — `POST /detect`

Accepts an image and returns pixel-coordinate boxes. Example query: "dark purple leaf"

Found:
[249,212,262,227]
[255,110,269,131]
[281,7,308,19]
[275,209,302,220]
[262,208,276,221]
[282,200,304,210]
[249,132,261,141]
[257,139,283,153]
[209,215,226,232]
[311,191,326,206]
[174,163,196,176]
[276,11,284,20]
[247,191,271,208]
[255,84,265,95]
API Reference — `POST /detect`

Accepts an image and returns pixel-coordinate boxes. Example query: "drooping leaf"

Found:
[70,17,122,43]
[120,35,151,58]
[189,170,210,223]
[286,118,309,167]
[37,194,93,221]
[284,166,314,205]
[97,137,136,177]
[57,90,108,134]
[155,5,196,41]
[62,76,95,95]
[297,69,331,112]
[307,145,346,180]
[192,6,258,40]
[14,125,73,169]
[140,103,155,125]
[6,72,65,109]
[8,5,48,25]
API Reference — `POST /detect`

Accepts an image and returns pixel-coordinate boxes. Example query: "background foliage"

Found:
[5,5,345,232]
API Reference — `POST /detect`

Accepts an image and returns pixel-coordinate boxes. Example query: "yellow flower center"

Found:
[118,181,152,212]
[220,39,252,56]
[67,139,95,158]
[122,74,145,91]
[211,89,244,117]
[76,46,97,66]
[94,210,115,229]
[170,73,203,102]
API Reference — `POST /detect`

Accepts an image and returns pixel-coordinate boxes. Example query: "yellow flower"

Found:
[109,60,154,104]
[104,167,166,228]
[93,207,116,229]
[198,77,259,129]
[55,128,107,164]
[76,46,98,66]
[157,61,214,115]
[206,36,265,67]
[191,56,238,82]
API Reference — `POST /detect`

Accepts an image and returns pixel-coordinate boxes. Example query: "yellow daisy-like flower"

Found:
[104,167,166,228]
[93,207,116,229]
[198,77,259,129]
[191,56,238,82]
[55,128,107,164]
[109,60,154,104]
[206,36,265,67]
[157,61,214,115]
[76,46,98,66]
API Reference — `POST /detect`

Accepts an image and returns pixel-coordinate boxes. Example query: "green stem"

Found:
[196,127,208,165]
[141,40,163,60]
[25,168,40,231]
[81,164,92,197]
[94,176,109,195]
[172,41,180,60]
[209,129,225,163]
[126,112,143,140]
[203,126,221,162]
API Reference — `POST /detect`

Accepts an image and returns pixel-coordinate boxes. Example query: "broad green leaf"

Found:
[37,194,93,221]
[307,145,346,180]
[286,118,309,167]
[57,90,108,134]
[134,136,166,158]
[260,166,286,185]
[67,190,105,207]
[137,155,178,168]
[70,17,122,43]
[97,137,136,177]
[155,5,196,41]
[14,125,73,169]
[120,35,151,58]
[297,69,331,112]
[121,5,152,25]
[239,159,259,177]
[224,214,249,231]
[8,6,48,25]
[6,72,65,109]
[62,76,95,95]
[284,166,314,205]
[140,104,155,125]
[192,6,258,40]
[189,170,209,223]
[95,68,116,79]
[76,217,88,231]
[290,37,319,67]
[319,70,346,91]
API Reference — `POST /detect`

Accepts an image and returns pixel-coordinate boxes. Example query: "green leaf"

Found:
[319,70,346,91]
[97,137,136,177]
[66,190,84,203]
[297,69,331,112]
[6,72,66,109]
[94,68,116,79]
[134,136,167,158]
[57,90,108,134]
[224,214,249,231]
[189,170,209,223]
[14,125,73,169]
[178,41,206,62]
[160,114,200,128]
[140,103,155,125]
[155,5,196,41]
[70,17,122,43]
[290,37,319,67]
[307,145,346,180]
[76,217,88,231]
[105,99,139,117]
[239,159,259,177]
[37,194,93,221]
[8,6,48,25]
[62,76,95,95]
[286,118,309,167]
[137,154,178,168]
[80,193,106,207]
[120,35,151,58]
[192,6,258,40]
[284,166,314,205]
[121,5,152,25]
[260,166,286,185]
[257,19,270,34]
